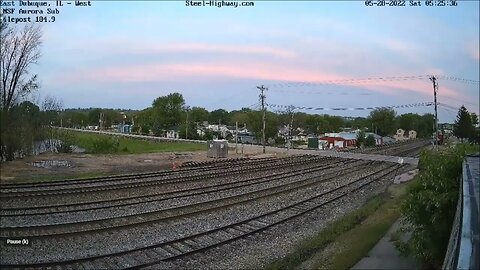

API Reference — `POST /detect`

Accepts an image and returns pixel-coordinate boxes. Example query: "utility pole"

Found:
[430,76,438,149]
[185,106,190,140]
[286,105,294,152]
[235,121,238,154]
[257,85,267,154]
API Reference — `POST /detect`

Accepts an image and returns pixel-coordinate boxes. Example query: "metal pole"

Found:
[257,85,267,154]
[430,76,438,149]
[185,107,190,139]
[235,121,238,154]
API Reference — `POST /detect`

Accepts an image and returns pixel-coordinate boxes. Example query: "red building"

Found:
[319,136,356,149]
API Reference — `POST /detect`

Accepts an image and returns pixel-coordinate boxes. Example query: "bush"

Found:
[398,147,467,268]
[91,136,119,153]
[356,130,366,148]
[365,134,376,147]
[56,130,75,153]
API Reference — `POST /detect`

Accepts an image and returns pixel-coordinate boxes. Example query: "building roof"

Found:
[337,132,357,140]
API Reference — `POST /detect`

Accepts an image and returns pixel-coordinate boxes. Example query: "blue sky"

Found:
[24,0,479,122]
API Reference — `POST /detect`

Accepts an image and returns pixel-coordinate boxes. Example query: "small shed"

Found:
[307,137,319,149]
[207,140,228,158]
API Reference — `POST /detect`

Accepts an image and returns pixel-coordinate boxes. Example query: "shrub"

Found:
[398,147,467,268]
[365,134,376,147]
[356,130,366,148]
[91,136,119,153]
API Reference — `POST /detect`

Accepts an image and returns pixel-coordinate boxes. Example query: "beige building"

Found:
[394,129,406,141]
[394,128,417,141]
[408,130,417,139]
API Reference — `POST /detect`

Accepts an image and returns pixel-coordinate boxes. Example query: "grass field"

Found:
[61,130,206,154]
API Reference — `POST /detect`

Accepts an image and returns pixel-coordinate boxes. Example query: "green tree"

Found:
[368,108,396,136]
[151,93,185,135]
[471,112,479,128]
[351,117,370,130]
[209,109,230,125]
[305,114,320,134]
[229,110,249,127]
[88,108,102,126]
[356,130,366,148]
[469,112,479,143]
[453,106,472,142]
[179,121,199,140]
[3,101,42,159]
[365,134,376,147]
[396,113,419,132]
[395,113,433,139]
[418,114,434,138]
[103,109,122,127]
[189,107,209,123]
[246,110,279,143]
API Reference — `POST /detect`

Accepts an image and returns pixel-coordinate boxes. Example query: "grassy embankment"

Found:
[60,130,205,154]
[267,181,412,270]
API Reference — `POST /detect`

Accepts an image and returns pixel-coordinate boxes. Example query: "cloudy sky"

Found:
[27,0,479,122]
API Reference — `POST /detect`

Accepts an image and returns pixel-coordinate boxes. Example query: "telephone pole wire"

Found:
[430,76,438,149]
[257,85,267,154]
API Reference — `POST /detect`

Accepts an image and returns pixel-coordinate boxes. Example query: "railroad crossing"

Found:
[233,144,420,166]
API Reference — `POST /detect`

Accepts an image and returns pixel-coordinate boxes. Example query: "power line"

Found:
[436,75,480,85]
[266,75,431,88]
[438,103,460,111]
[268,102,433,111]
[264,74,478,90]
[440,96,479,107]
[438,105,457,113]
[245,102,260,110]
[438,107,458,123]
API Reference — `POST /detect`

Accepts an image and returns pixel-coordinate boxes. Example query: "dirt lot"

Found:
[0,147,284,184]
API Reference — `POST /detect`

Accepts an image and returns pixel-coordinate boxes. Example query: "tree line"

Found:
[55,93,439,142]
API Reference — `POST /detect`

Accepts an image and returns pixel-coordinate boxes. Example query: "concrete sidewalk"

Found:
[351,220,419,270]
[352,170,419,270]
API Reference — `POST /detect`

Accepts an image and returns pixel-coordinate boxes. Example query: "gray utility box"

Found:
[207,140,228,158]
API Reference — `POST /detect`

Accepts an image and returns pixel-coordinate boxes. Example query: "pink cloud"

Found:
[55,59,463,100]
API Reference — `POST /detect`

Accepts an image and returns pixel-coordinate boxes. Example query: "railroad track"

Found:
[0,161,400,269]
[0,155,326,198]
[360,139,429,156]
[0,157,349,216]
[1,159,371,238]
[0,156,341,211]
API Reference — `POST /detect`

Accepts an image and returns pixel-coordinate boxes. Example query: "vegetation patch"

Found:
[397,143,478,269]
[266,181,413,270]
[323,190,406,269]
[267,193,392,270]
[56,130,205,154]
